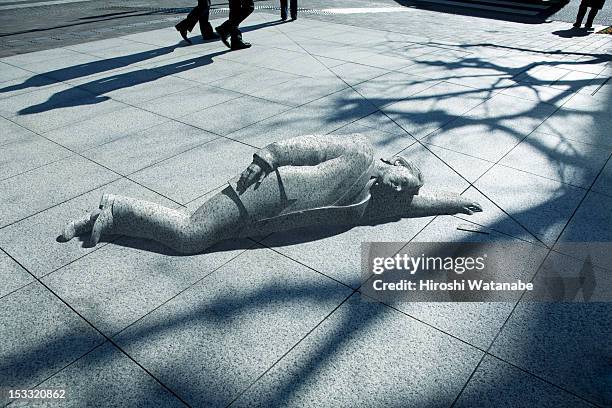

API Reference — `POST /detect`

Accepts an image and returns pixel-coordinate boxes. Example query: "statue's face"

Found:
[379,161,423,192]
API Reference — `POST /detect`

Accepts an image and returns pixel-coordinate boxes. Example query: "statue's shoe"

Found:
[90,193,115,246]
[99,193,116,210]
[59,211,99,242]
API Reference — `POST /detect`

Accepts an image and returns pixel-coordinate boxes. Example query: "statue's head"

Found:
[375,156,424,193]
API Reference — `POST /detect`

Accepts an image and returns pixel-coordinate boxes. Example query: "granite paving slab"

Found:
[382,81,490,139]
[137,84,242,119]
[11,342,185,408]
[554,191,612,269]
[472,164,586,244]
[386,216,549,349]
[592,158,612,197]
[490,299,612,406]
[261,215,433,288]
[537,106,612,148]
[42,235,254,336]
[499,131,611,188]
[162,56,252,85]
[0,283,104,406]
[457,187,548,245]
[42,105,169,152]
[0,178,178,278]
[0,132,73,180]
[422,119,526,163]
[0,62,34,83]
[249,75,348,107]
[129,138,256,204]
[454,355,595,408]
[0,250,33,299]
[352,71,440,108]
[461,92,558,134]
[208,66,301,95]
[75,69,198,106]
[82,121,219,175]
[226,88,378,148]
[326,62,390,86]
[0,155,118,228]
[232,293,483,408]
[179,95,290,136]
[0,116,39,147]
[398,142,493,189]
[1,48,90,68]
[114,246,351,407]
[0,75,59,101]
[330,121,416,159]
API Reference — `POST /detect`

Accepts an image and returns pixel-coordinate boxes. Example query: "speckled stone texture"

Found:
[2,8,611,407]
[61,134,480,254]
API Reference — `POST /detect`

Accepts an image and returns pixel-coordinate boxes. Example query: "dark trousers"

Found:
[575,0,599,27]
[178,0,213,35]
[219,0,254,39]
[280,0,297,19]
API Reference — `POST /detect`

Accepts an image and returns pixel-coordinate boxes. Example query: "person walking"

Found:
[175,0,219,44]
[280,0,297,21]
[574,0,607,30]
[215,0,254,50]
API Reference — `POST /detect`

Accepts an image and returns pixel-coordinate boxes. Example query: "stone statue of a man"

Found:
[60,134,482,254]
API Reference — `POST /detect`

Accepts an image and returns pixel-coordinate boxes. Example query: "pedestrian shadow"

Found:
[16,49,230,115]
[0,43,185,95]
[552,27,592,38]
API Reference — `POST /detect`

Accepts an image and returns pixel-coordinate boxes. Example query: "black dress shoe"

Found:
[215,26,231,48]
[231,39,252,50]
[175,23,192,44]
[202,32,220,41]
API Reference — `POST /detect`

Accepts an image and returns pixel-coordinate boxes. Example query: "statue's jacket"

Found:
[225,134,378,237]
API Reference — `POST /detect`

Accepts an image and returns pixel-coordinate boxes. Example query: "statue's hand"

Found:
[237,162,267,194]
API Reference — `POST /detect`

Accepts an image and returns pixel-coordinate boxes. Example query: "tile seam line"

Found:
[0,51,300,128]
[451,152,612,407]
[105,240,260,340]
[3,340,110,408]
[224,290,356,407]
[52,37,315,89]
[272,21,549,247]
[357,215,506,353]
[482,353,606,408]
[448,246,558,407]
[249,30,604,407]
[0,116,191,227]
[0,247,193,408]
[3,89,286,206]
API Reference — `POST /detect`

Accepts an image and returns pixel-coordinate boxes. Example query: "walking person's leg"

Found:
[176,4,204,44]
[197,0,218,40]
[229,0,254,50]
[585,7,599,28]
[290,0,297,20]
[280,0,288,20]
[574,0,589,27]
[215,0,240,48]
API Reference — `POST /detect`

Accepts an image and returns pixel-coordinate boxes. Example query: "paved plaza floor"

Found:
[0,6,611,407]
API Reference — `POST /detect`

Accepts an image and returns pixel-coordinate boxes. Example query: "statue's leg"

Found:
[90,194,219,254]
[57,194,215,254]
